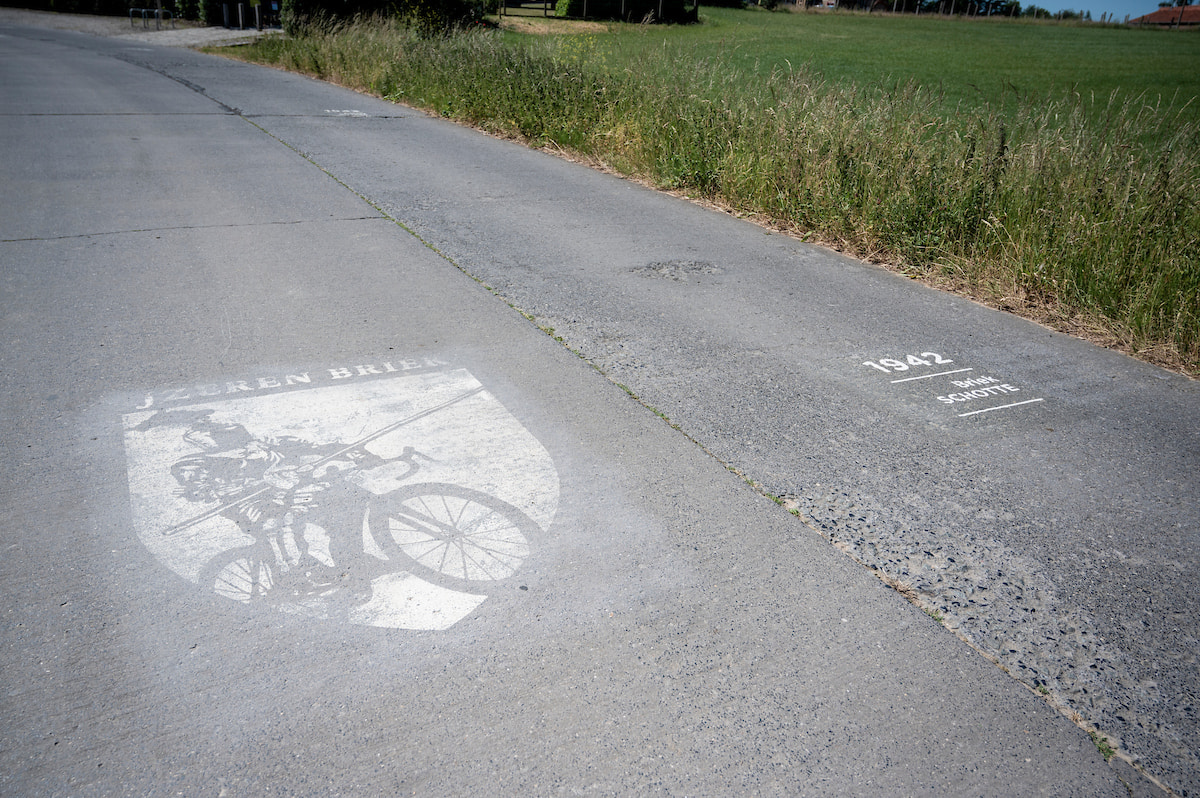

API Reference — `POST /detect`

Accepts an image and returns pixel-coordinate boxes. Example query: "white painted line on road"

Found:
[890,368,974,383]
[957,398,1045,417]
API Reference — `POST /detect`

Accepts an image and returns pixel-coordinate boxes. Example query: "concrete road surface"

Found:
[1,18,1195,796]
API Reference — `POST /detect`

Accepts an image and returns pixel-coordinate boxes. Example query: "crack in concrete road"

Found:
[2,217,384,243]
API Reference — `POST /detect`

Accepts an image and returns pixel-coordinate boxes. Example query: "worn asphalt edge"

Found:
[201,53,1178,798]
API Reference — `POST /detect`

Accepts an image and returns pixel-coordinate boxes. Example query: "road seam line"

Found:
[2,217,383,243]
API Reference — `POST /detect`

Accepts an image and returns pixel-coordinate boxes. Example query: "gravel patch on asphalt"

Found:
[780,486,1180,796]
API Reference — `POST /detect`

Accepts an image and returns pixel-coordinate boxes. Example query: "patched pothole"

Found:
[632,260,723,281]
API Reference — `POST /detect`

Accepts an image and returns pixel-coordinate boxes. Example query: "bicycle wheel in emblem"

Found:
[368,483,541,590]
[201,543,346,610]
[203,545,277,604]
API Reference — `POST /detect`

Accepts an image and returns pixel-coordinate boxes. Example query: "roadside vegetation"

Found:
[228,10,1200,374]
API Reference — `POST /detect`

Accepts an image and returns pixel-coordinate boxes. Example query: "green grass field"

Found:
[517,8,1200,127]
[229,10,1200,373]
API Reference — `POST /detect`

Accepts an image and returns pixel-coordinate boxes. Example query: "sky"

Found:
[1036,0,1172,20]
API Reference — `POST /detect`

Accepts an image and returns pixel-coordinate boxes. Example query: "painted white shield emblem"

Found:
[122,366,559,630]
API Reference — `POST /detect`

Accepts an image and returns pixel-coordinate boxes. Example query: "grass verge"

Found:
[224,18,1200,375]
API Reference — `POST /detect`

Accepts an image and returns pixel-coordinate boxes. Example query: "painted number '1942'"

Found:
[863,353,953,373]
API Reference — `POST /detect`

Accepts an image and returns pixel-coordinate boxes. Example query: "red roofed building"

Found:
[1129,4,1200,25]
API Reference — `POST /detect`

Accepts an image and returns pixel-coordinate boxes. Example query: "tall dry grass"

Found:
[241,21,1200,372]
